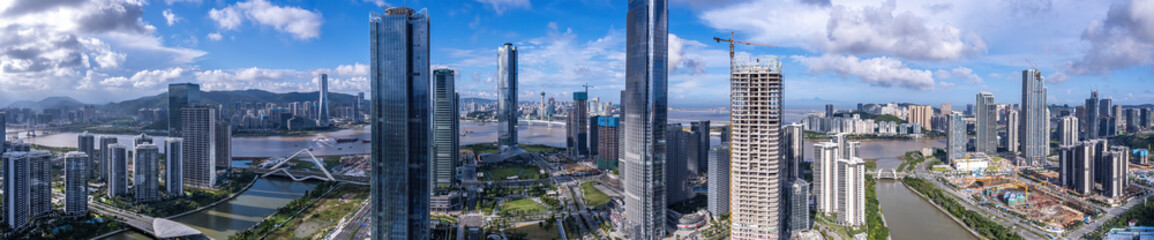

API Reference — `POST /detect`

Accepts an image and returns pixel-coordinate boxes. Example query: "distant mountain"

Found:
[99,89,361,115]
[5,96,88,111]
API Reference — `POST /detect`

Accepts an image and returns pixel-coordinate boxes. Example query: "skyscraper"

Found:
[1020,69,1048,166]
[29,150,52,217]
[729,55,784,239]
[568,92,589,158]
[166,138,184,196]
[1085,91,1100,139]
[78,132,95,179]
[1007,109,1019,154]
[623,0,667,237]
[786,179,811,233]
[432,69,459,193]
[318,73,330,127]
[1101,98,1113,136]
[215,122,231,171]
[976,92,997,155]
[1100,146,1129,199]
[108,144,129,197]
[594,116,621,170]
[497,43,518,152]
[135,144,160,202]
[355,92,364,122]
[4,151,30,230]
[941,104,952,115]
[689,120,710,175]
[1059,116,1079,146]
[814,142,838,214]
[1113,105,1124,134]
[135,133,153,146]
[64,152,89,216]
[909,105,933,131]
[168,83,201,137]
[707,145,730,218]
[99,136,118,181]
[826,104,834,118]
[836,157,865,227]
[0,112,5,153]
[370,7,430,239]
[665,123,689,205]
[947,112,966,161]
[783,124,804,180]
[182,105,217,189]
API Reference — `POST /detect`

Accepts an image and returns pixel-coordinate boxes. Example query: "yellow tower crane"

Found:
[712,32,778,66]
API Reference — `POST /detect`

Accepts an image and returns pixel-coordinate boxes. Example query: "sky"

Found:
[0,0,1153,110]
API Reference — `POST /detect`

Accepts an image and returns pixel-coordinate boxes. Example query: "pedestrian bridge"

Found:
[90,203,211,239]
[873,169,908,179]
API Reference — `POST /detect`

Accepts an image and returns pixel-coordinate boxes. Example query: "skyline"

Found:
[1,0,1153,109]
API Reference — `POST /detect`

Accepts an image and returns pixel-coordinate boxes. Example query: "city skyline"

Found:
[2,0,1154,109]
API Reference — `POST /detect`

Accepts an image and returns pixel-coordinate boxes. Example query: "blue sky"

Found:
[1,0,1153,110]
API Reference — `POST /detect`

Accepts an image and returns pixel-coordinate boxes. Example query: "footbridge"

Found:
[90,202,211,239]
[873,168,909,179]
[246,149,368,184]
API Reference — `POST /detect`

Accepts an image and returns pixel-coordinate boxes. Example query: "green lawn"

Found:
[499,198,549,216]
[519,144,565,153]
[480,165,542,180]
[581,181,611,207]
[507,222,562,240]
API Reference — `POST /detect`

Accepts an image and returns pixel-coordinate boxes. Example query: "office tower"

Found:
[1085,91,1101,139]
[831,133,858,159]
[1101,98,1113,136]
[497,43,519,152]
[1125,109,1140,133]
[29,150,51,217]
[623,0,668,237]
[1020,69,1048,166]
[370,7,431,239]
[836,157,865,227]
[432,69,459,192]
[568,92,589,158]
[134,133,153,146]
[783,124,804,180]
[594,116,620,170]
[909,105,933,131]
[215,122,231,170]
[1113,105,1124,133]
[1059,116,1079,146]
[168,83,201,137]
[665,124,689,204]
[786,179,811,233]
[707,145,730,218]
[182,106,218,189]
[135,144,160,202]
[976,92,997,155]
[589,116,600,158]
[1007,109,1019,154]
[689,120,710,175]
[539,91,547,120]
[826,104,834,117]
[78,132,94,180]
[728,56,784,239]
[4,152,30,230]
[814,142,838,213]
[1059,142,1094,195]
[99,136,118,181]
[941,104,952,115]
[354,92,364,122]
[947,112,966,161]
[64,152,89,216]
[1100,146,1129,199]
[108,144,129,197]
[318,73,330,127]
[720,125,730,144]
[166,138,184,196]
[0,112,4,153]
[1142,108,1152,128]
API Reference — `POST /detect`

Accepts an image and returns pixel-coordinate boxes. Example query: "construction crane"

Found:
[712,32,778,66]
[582,83,591,94]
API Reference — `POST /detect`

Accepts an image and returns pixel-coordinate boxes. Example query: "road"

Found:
[910,157,1047,239]
[89,202,156,235]
[1065,184,1154,238]
[326,200,371,240]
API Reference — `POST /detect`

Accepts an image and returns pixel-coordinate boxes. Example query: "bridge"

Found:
[246,149,368,184]
[873,168,909,179]
[519,119,565,127]
[90,202,211,239]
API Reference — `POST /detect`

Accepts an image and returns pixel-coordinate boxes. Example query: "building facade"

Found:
[135,144,160,202]
[623,0,668,238]
[182,106,217,189]
[948,112,966,161]
[595,116,621,170]
[1007,109,1019,154]
[168,83,201,137]
[432,69,459,193]
[1085,91,1101,139]
[689,120,710,175]
[729,56,784,239]
[318,73,330,126]
[1059,116,1079,146]
[814,142,838,214]
[497,43,519,152]
[78,133,95,180]
[370,7,431,239]
[908,105,933,131]
[1020,69,1048,165]
[65,152,89,216]
[666,124,689,205]
[568,92,589,158]
[783,124,804,180]
[976,92,997,155]
[99,136,118,181]
[108,144,129,197]
[708,145,730,218]
[4,152,30,230]
[166,138,184,196]
[29,151,52,217]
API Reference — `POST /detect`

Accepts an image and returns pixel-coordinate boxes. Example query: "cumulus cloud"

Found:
[208,0,323,40]
[162,9,181,26]
[101,67,186,88]
[818,0,986,60]
[1046,72,1071,84]
[475,0,531,15]
[934,66,983,84]
[207,32,222,41]
[668,34,709,75]
[1065,0,1154,75]
[793,54,935,91]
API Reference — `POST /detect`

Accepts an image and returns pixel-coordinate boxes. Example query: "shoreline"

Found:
[897,179,988,240]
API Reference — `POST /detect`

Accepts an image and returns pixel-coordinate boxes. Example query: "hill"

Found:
[5,96,88,111]
[99,89,361,115]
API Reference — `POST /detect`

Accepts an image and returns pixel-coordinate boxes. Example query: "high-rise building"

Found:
[1020,69,1048,166]
[941,104,952,115]
[370,7,431,239]
[783,124,804,181]
[666,124,689,205]
[976,92,997,155]
[909,105,933,131]
[707,145,730,218]
[4,151,30,230]
[166,138,184,196]
[64,152,89,216]
[836,157,865,227]
[215,122,231,170]
[947,112,966,161]
[594,116,620,170]
[497,43,519,152]
[826,104,834,118]
[1100,146,1129,199]
[29,150,52,217]
[786,179,810,234]
[318,73,330,127]
[182,105,218,189]
[729,55,784,238]
[432,69,459,192]
[568,92,589,158]
[1059,141,1096,195]
[623,0,668,237]
[134,133,153,146]
[1059,116,1079,146]
[1007,109,1019,154]
[99,136,118,181]
[355,92,364,122]
[1125,109,1140,133]
[689,120,710,176]
[814,142,838,214]
[1100,98,1113,136]
[1085,91,1101,139]
[135,144,160,202]
[108,144,129,197]
[0,112,4,153]
[168,83,201,137]
[78,132,95,180]
[1113,105,1124,134]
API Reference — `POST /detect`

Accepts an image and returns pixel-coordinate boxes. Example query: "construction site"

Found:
[945,162,1098,233]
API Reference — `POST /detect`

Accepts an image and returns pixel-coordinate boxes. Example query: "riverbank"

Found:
[231,181,341,239]
[902,177,1022,240]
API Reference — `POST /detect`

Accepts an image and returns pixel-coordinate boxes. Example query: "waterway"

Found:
[104,178,320,240]
[876,180,978,240]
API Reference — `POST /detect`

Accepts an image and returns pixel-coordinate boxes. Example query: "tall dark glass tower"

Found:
[623,0,667,238]
[432,69,459,193]
[168,83,201,137]
[370,6,430,240]
[318,74,331,127]
[497,43,519,152]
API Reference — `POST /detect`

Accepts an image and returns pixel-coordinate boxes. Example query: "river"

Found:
[104,178,320,240]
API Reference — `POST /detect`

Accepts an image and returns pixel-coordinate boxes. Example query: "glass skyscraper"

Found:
[497,43,519,152]
[168,83,201,137]
[623,0,667,238]
[370,6,430,240]
[318,73,330,126]
[432,69,459,193]
[1020,69,1048,165]
[948,112,966,161]
[975,92,997,155]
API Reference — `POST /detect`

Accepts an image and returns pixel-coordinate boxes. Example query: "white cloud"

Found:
[1046,72,1071,84]
[208,0,323,40]
[792,54,935,91]
[164,0,202,4]
[207,32,222,41]
[100,67,186,88]
[162,9,181,26]
[668,34,710,75]
[818,0,986,60]
[1064,0,1154,75]
[363,0,388,7]
[934,66,983,84]
[475,0,531,15]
